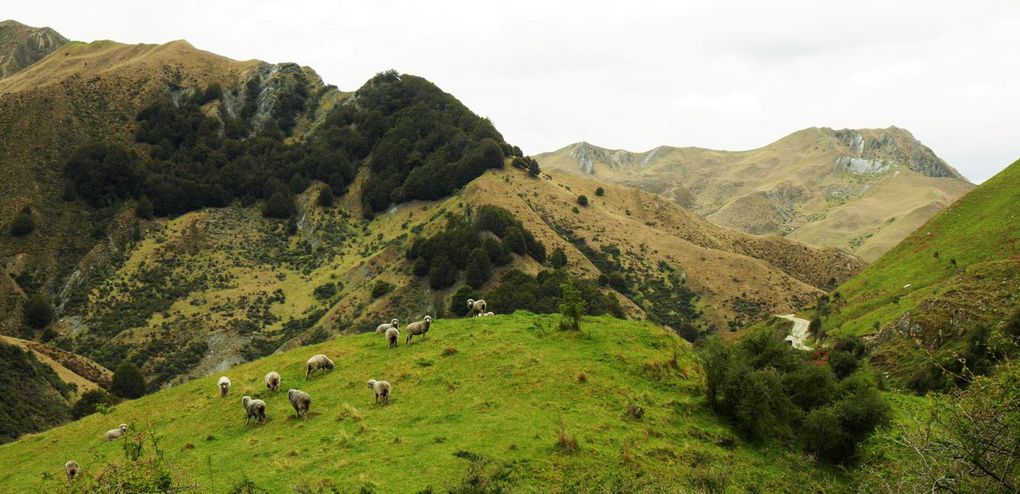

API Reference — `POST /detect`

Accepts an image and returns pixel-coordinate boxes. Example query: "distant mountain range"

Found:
[537,127,973,261]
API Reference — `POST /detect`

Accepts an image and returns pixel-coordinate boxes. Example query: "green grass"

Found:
[0,314,850,492]
[829,159,1020,337]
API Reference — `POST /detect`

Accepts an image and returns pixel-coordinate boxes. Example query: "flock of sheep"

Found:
[62,300,491,482]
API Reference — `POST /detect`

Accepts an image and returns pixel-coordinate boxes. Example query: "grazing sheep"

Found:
[482,311,495,317]
[64,460,79,480]
[242,396,267,425]
[265,371,281,392]
[104,424,128,441]
[288,389,312,420]
[385,326,400,348]
[375,318,399,334]
[305,354,334,379]
[367,379,392,405]
[218,376,231,398]
[405,315,432,344]
[467,299,487,317]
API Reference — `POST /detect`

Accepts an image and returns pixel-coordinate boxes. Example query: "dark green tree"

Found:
[503,226,526,255]
[71,389,117,419]
[465,247,493,289]
[263,190,295,219]
[429,255,456,289]
[527,159,540,177]
[135,197,154,219]
[595,187,605,196]
[317,186,334,207]
[550,248,568,269]
[559,281,586,331]
[112,362,146,399]
[9,208,34,236]
[23,293,53,329]
[576,195,589,207]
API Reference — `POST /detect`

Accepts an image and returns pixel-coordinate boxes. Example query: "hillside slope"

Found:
[0,20,66,80]
[537,128,973,261]
[826,158,1020,386]
[0,314,850,493]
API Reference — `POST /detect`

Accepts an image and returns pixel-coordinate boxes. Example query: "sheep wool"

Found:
[265,371,281,392]
[218,376,231,398]
[405,315,432,345]
[367,379,392,405]
[242,396,267,425]
[305,354,334,379]
[64,460,79,480]
[385,326,400,348]
[288,389,312,420]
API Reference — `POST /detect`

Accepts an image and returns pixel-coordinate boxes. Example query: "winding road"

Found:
[777,314,813,351]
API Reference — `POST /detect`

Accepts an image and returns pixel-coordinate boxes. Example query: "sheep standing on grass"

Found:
[265,371,281,392]
[305,354,334,379]
[218,376,231,398]
[104,424,128,441]
[242,396,267,425]
[376,318,399,334]
[385,326,400,349]
[367,379,392,405]
[64,460,79,480]
[288,389,312,420]
[405,315,432,344]
[466,299,487,317]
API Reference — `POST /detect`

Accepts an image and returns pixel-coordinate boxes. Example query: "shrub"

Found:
[465,247,492,289]
[8,208,34,236]
[112,362,146,399]
[828,350,858,379]
[502,226,526,255]
[558,282,586,331]
[317,186,334,207]
[412,257,430,277]
[23,293,54,329]
[263,190,295,219]
[313,282,337,301]
[371,281,394,299]
[549,248,567,269]
[71,389,118,419]
[429,255,457,289]
[576,195,589,206]
[135,197,154,219]
[808,317,822,336]
[527,159,540,177]
[595,187,605,196]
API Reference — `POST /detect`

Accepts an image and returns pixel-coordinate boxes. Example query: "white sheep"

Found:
[288,389,312,420]
[467,299,487,317]
[242,396,267,425]
[405,315,432,344]
[385,326,400,349]
[265,371,281,392]
[375,318,399,334]
[481,311,495,317]
[305,354,334,379]
[367,379,392,405]
[104,424,128,441]
[64,460,79,480]
[218,376,231,398]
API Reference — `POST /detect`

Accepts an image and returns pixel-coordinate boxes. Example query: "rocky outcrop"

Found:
[0,20,67,80]
[832,128,962,179]
[568,142,641,173]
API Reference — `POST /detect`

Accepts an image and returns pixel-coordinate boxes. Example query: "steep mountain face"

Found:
[0,31,861,416]
[0,20,67,80]
[0,340,74,443]
[537,128,974,260]
[826,158,1020,389]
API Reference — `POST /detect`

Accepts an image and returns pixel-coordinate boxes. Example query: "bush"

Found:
[135,197,154,219]
[313,282,337,301]
[23,293,54,329]
[549,248,567,269]
[71,389,118,419]
[112,362,146,399]
[371,281,394,299]
[412,257,429,277]
[576,195,589,206]
[465,247,493,289]
[595,187,605,196]
[828,350,858,379]
[263,190,295,219]
[317,186,334,207]
[503,227,526,255]
[429,255,457,289]
[559,282,586,331]
[8,208,34,236]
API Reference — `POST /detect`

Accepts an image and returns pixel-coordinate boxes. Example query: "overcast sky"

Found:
[8,1,1020,182]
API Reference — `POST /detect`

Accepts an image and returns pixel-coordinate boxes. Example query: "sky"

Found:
[7,1,1020,183]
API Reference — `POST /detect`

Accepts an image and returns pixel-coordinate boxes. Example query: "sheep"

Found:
[104,424,128,441]
[482,311,495,317]
[265,371,281,392]
[218,376,231,398]
[367,379,392,405]
[288,389,312,420]
[305,354,334,379]
[64,460,79,480]
[385,326,400,349]
[242,396,267,425]
[375,318,399,334]
[467,298,487,317]
[405,315,432,344]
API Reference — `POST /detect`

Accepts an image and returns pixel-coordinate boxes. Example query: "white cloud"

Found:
[5,0,1019,182]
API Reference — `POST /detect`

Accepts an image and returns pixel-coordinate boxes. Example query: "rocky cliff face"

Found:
[832,127,961,179]
[0,20,67,80]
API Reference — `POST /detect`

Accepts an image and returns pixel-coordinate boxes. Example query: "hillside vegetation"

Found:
[0,314,854,493]
[538,128,973,261]
[825,159,1020,389]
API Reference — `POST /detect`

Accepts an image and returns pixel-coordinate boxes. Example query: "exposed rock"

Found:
[0,20,67,80]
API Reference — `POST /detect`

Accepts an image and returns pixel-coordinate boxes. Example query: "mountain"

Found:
[0,20,67,80]
[0,314,854,493]
[0,28,864,401]
[825,158,1020,389]
[537,128,974,261]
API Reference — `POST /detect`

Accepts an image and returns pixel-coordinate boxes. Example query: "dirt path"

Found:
[776,314,813,351]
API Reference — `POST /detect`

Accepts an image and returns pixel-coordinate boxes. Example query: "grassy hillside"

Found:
[537,128,973,261]
[0,314,851,493]
[826,159,1020,386]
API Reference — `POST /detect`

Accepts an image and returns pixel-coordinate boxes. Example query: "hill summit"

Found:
[0,20,67,80]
